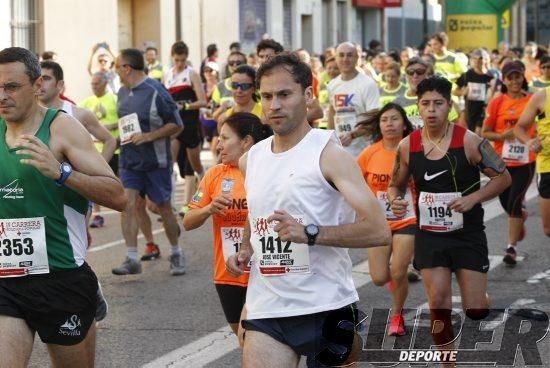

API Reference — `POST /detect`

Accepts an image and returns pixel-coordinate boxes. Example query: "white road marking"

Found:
[482,298,537,330]
[527,269,550,284]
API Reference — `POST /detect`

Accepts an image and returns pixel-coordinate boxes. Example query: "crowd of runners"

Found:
[0,30,549,367]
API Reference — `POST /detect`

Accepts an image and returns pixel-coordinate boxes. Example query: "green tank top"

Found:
[0,108,88,270]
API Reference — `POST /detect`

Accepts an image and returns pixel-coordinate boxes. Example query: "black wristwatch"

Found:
[304,224,319,246]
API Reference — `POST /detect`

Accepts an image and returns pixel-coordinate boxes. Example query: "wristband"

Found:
[184,103,190,110]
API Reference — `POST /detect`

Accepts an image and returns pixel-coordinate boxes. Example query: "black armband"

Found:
[478,139,506,174]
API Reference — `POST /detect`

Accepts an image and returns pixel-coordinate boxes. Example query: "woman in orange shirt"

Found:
[183,112,272,334]
[482,61,536,266]
[356,103,415,336]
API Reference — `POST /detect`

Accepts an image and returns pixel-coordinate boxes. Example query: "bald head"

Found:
[336,42,358,56]
[335,42,358,75]
[91,72,108,97]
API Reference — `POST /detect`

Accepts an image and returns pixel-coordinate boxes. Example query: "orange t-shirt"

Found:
[188,164,249,287]
[484,93,536,167]
[356,141,417,231]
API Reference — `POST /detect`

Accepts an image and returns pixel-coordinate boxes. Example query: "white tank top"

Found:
[163,66,192,89]
[62,100,74,116]
[244,129,359,319]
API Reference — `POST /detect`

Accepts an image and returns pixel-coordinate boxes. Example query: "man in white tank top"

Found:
[226,52,391,367]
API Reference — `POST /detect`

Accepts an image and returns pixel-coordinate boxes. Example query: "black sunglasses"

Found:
[228,60,244,66]
[231,82,254,91]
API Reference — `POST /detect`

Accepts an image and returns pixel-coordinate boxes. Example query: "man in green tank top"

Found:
[0,47,127,367]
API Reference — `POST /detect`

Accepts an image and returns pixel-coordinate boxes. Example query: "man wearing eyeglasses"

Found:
[211,51,247,110]
[112,48,186,276]
[0,46,127,367]
[394,57,459,130]
[327,42,381,157]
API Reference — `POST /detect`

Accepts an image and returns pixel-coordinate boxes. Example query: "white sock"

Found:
[507,244,516,249]
[171,245,182,256]
[127,247,138,261]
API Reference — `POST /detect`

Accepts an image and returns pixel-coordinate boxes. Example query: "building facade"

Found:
[1,0,444,100]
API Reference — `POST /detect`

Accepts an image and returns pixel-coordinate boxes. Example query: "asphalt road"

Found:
[27,177,550,368]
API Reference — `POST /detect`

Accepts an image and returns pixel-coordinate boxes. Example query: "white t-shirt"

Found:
[328,72,380,156]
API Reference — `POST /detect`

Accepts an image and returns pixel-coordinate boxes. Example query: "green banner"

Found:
[445,0,517,51]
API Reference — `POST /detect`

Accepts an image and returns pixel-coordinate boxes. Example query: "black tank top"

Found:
[409,124,484,233]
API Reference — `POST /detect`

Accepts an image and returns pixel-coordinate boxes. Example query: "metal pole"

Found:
[422,0,428,42]
[401,3,405,48]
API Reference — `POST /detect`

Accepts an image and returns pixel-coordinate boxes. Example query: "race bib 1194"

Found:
[418,192,463,232]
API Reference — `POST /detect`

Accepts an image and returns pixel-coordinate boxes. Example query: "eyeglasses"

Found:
[0,82,29,95]
[231,82,254,91]
[406,68,427,76]
[204,68,214,73]
[228,60,244,66]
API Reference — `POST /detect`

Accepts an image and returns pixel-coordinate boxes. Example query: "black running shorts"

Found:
[214,284,247,324]
[499,163,535,217]
[177,121,203,149]
[242,303,360,368]
[538,172,550,199]
[0,263,98,345]
[414,230,490,273]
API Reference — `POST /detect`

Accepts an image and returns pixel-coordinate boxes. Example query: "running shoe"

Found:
[96,281,108,322]
[141,243,161,261]
[518,209,528,242]
[112,257,142,275]
[388,314,406,336]
[503,246,517,266]
[407,264,421,282]
[90,215,105,228]
[169,253,186,276]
